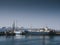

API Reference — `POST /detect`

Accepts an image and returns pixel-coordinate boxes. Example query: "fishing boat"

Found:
[20,27,56,35]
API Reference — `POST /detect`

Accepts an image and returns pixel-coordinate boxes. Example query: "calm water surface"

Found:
[0,35,60,45]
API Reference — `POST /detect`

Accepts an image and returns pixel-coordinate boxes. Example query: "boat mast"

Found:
[12,21,15,33]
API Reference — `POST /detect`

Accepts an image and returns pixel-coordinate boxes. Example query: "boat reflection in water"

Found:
[0,35,60,45]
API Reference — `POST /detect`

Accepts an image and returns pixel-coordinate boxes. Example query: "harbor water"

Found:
[0,35,60,45]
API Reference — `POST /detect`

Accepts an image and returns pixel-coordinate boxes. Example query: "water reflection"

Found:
[0,35,60,45]
[24,35,55,45]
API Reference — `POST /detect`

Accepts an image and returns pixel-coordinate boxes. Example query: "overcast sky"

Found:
[0,0,60,30]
